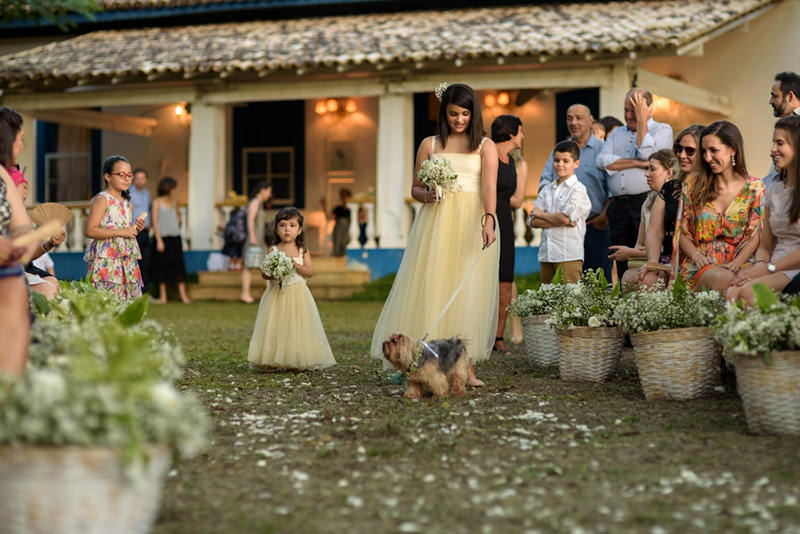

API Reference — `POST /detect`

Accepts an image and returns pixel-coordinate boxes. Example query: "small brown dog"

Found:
[382,333,468,398]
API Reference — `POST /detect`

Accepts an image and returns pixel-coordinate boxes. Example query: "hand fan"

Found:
[29,203,73,227]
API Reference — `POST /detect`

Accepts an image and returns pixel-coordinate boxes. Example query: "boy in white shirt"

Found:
[528,140,592,283]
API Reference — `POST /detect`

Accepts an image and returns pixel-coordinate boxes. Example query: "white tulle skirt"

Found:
[370,191,500,369]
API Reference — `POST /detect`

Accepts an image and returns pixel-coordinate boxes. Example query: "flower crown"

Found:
[434,82,449,102]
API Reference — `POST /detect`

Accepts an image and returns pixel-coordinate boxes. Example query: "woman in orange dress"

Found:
[677,121,764,292]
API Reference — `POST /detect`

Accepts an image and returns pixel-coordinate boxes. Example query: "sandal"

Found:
[493,337,510,354]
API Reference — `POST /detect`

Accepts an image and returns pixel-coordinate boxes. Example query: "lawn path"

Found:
[149,302,800,534]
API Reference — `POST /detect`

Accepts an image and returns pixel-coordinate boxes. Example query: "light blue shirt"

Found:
[540,133,609,219]
[596,118,673,197]
[129,185,151,229]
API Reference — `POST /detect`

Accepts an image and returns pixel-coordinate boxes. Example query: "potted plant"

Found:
[713,284,800,435]
[508,270,567,367]
[548,269,624,382]
[0,282,208,533]
[613,276,726,400]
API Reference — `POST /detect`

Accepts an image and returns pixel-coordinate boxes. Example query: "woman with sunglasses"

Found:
[636,124,705,287]
[84,155,147,300]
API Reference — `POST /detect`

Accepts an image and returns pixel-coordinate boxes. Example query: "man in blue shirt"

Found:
[596,88,673,278]
[130,167,152,290]
[540,103,611,276]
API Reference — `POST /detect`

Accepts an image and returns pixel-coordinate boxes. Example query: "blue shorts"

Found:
[0,263,24,279]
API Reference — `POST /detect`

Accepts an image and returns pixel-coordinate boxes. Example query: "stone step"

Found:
[196,269,370,287]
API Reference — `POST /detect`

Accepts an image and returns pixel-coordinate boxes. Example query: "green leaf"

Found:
[752,283,779,312]
[611,281,621,299]
[599,269,608,290]
[671,272,687,298]
[118,296,149,327]
[552,266,563,285]
[31,291,50,316]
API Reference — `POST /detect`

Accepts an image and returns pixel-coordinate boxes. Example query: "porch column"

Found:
[375,93,414,248]
[599,60,633,120]
[18,111,36,206]
[188,102,226,250]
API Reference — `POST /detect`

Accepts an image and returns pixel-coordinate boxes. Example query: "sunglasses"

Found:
[675,145,697,157]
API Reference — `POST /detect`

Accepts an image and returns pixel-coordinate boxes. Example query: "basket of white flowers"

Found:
[713,285,800,435]
[548,270,624,382]
[0,282,208,533]
[613,276,725,400]
[508,277,567,367]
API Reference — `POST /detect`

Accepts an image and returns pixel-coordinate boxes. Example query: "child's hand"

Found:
[156,239,165,252]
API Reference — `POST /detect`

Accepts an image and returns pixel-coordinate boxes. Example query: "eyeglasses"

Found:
[675,145,697,157]
[109,172,134,179]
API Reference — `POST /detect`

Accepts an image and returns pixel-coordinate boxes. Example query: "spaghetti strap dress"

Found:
[370,136,500,368]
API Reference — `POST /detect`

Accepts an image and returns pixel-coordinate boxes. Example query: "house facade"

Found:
[1,0,797,277]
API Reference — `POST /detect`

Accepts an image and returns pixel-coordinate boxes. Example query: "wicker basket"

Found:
[631,327,721,400]
[728,351,800,435]
[0,445,171,534]
[557,326,624,381]
[521,314,558,367]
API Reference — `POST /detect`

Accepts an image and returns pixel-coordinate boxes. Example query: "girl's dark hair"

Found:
[157,176,178,197]
[250,181,270,200]
[491,114,522,143]
[648,149,678,178]
[775,114,800,223]
[599,116,623,134]
[0,107,23,136]
[673,124,705,182]
[102,154,132,200]
[436,83,485,153]
[273,206,305,249]
[0,120,14,168]
[692,121,748,210]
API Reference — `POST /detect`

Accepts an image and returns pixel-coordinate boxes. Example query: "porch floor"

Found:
[187,256,371,301]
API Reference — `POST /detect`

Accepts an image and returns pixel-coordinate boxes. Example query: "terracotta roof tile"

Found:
[0,0,777,88]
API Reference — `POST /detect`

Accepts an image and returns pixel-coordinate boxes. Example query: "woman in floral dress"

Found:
[677,121,764,292]
[84,155,146,300]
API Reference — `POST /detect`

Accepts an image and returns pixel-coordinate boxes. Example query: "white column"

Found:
[375,93,414,248]
[187,103,226,250]
[513,206,527,246]
[18,112,36,206]
[599,60,633,120]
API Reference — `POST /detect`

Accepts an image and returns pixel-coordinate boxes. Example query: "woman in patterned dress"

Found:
[84,155,146,300]
[677,121,764,292]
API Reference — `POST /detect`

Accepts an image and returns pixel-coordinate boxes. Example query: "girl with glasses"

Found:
[84,155,146,300]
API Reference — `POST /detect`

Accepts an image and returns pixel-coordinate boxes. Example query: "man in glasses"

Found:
[765,72,800,186]
[539,103,611,276]
[596,88,673,279]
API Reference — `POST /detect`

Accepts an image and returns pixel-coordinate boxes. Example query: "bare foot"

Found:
[467,377,485,387]
[181,297,191,304]
[240,295,254,304]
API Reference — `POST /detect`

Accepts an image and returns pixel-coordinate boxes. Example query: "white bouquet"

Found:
[260,248,295,288]
[417,158,459,202]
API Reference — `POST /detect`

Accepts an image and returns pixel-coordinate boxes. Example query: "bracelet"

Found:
[753,259,766,265]
[481,213,496,229]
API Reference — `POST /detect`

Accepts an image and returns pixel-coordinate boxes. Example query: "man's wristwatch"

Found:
[767,262,777,273]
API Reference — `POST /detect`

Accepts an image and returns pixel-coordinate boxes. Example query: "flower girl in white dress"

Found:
[248,207,336,371]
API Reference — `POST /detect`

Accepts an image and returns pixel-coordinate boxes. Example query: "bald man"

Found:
[540,104,612,275]
[596,88,673,278]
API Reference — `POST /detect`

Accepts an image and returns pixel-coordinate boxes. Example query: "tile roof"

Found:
[0,0,777,90]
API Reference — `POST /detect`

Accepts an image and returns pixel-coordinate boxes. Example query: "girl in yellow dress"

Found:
[248,207,336,371]
[370,83,500,386]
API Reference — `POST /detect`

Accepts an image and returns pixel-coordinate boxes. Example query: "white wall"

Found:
[640,0,800,177]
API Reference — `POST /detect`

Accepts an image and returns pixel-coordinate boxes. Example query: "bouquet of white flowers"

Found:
[509,283,569,317]
[417,158,459,202]
[260,248,295,288]
[713,284,800,359]
[613,276,726,334]
[548,269,620,329]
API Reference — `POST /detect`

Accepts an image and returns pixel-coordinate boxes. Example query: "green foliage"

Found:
[345,273,396,301]
[548,269,621,329]
[1,0,101,31]
[509,283,569,317]
[551,266,563,285]
[118,295,149,327]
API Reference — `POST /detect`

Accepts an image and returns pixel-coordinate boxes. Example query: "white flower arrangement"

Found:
[509,283,569,318]
[417,158,460,202]
[261,248,295,288]
[713,284,800,360]
[0,281,209,471]
[434,82,449,101]
[547,269,620,329]
[613,276,726,334]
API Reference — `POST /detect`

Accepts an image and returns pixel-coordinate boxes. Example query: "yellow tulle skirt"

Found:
[248,280,336,370]
[370,191,500,368]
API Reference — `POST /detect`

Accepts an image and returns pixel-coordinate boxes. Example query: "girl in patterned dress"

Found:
[677,121,764,292]
[728,115,800,304]
[84,155,146,300]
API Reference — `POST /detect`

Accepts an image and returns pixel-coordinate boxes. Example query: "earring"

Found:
[731,154,736,167]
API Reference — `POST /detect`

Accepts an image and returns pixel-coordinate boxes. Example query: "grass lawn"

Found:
[150,300,800,534]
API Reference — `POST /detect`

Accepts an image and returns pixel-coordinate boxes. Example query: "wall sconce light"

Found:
[496,91,510,106]
[174,105,185,116]
[483,92,510,109]
[484,94,496,108]
[315,98,358,116]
